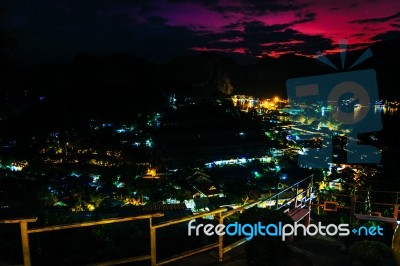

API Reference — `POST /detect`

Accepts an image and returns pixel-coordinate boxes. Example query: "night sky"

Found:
[2,0,400,64]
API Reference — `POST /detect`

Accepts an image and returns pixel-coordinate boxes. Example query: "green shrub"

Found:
[240,208,293,266]
[349,240,391,265]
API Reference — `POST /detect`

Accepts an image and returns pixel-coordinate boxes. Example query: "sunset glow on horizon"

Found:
[3,0,400,63]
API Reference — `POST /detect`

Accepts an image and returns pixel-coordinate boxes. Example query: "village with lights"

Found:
[1,94,398,214]
[1,90,400,265]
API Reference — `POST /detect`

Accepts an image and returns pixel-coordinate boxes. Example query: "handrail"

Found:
[221,201,258,218]
[152,208,226,229]
[356,189,400,194]
[320,191,400,197]
[274,176,312,195]
[0,213,164,266]
[222,175,314,219]
[0,218,37,223]
[28,214,163,233]
[353,201,398,207]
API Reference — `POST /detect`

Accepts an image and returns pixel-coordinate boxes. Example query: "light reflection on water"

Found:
[374,105,399,116]
[352,105,398,121]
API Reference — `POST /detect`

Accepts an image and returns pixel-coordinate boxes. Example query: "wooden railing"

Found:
[315,189,400,228]
[150,208,227,265]
[216,174,314,261]
[1,175,314,266]
[0,214,164,266]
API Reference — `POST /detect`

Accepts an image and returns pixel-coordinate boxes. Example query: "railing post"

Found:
[218,213,224,262]
[150,218,156,266]
[393,193,399,229]
[305,185,311,226]
[295,184,299,208]
[20,221,31,266]
[350,193,356,229]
